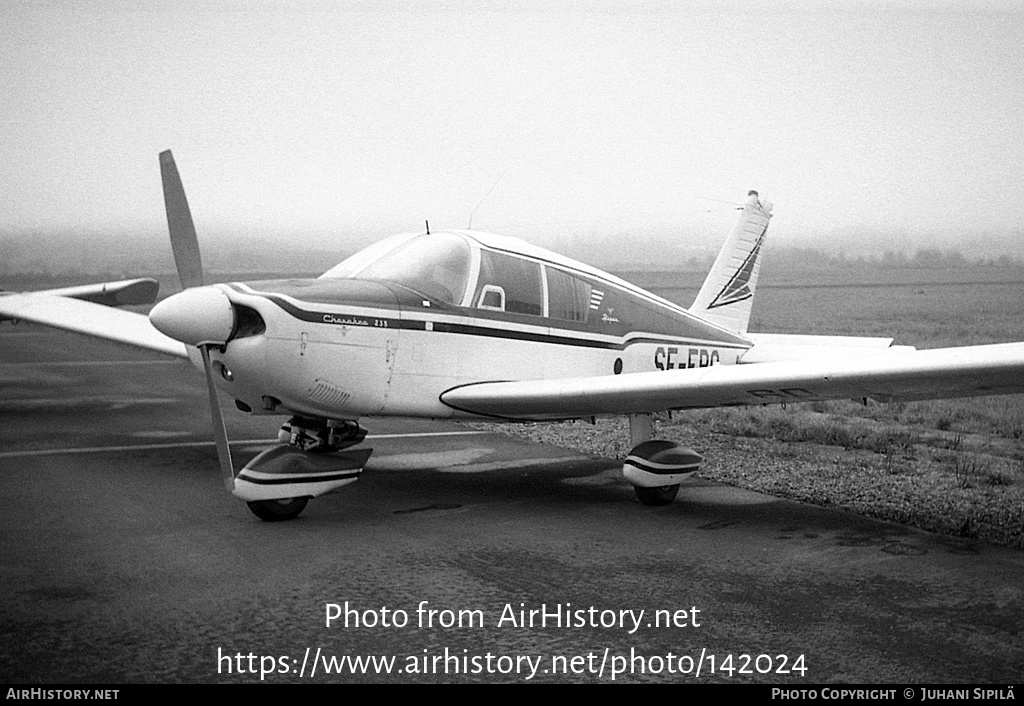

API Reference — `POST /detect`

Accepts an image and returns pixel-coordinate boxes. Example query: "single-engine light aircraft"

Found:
[4,151,1024,521]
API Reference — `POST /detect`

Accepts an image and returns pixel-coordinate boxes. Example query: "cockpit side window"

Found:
[475,250,543,316]
[546,267,592,323]
[349,233,471,305]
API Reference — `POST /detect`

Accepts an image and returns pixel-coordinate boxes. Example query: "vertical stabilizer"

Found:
[689,191,772,333]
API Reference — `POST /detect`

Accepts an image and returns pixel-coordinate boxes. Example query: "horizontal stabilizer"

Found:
[740,333,915,364]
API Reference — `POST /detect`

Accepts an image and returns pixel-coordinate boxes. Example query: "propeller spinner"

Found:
[149,285,235,347]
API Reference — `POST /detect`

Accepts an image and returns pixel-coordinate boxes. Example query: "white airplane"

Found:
[3,151,1024,522]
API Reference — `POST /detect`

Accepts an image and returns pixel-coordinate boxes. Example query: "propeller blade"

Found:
[159,150,204,290]
[199,344,236,491]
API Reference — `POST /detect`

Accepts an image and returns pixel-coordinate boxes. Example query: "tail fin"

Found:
[689,190,772,333]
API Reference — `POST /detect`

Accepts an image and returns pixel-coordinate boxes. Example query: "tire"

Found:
[634,484,680,506]
[247,497,309,522]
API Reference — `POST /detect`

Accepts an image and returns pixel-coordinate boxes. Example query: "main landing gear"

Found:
[622,415,702,506]
[633,484,681,507]
[240,417,372,522]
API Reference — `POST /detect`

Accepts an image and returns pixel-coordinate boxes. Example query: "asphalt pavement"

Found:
[1,327,1022,683]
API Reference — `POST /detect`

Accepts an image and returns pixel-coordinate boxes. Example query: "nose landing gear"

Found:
[278,417,368,452]
[247,496,310,522]
[235,417,373,521]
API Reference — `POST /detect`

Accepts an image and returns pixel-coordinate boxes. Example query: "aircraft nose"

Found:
[150,286,235,346]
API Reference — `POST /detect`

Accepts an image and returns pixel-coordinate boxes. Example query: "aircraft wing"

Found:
[440,342,1024,421]
[32,277,160,307]
[0,292,188,358]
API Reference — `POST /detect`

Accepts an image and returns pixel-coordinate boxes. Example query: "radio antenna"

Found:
[468,172,505,230]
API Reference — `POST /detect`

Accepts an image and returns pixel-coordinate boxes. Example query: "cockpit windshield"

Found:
[347,233,472,305]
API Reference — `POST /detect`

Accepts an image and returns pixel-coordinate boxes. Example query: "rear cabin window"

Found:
[475,250,543,316]
[546,267,592,323]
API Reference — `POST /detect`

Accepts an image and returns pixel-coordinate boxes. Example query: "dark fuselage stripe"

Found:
[257,294,748,352]
[261,294,425,330]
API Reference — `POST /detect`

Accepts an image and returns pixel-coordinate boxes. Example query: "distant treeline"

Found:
[636,247,1024,275]
[767,246,1023,270]
[3,227,1023,282]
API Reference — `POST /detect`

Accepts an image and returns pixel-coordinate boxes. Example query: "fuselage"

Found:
[198,230,753,422]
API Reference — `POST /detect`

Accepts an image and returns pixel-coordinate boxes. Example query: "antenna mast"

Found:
[468,172,505,230]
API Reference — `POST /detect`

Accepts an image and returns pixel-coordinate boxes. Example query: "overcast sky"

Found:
[3,0,1023,256]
